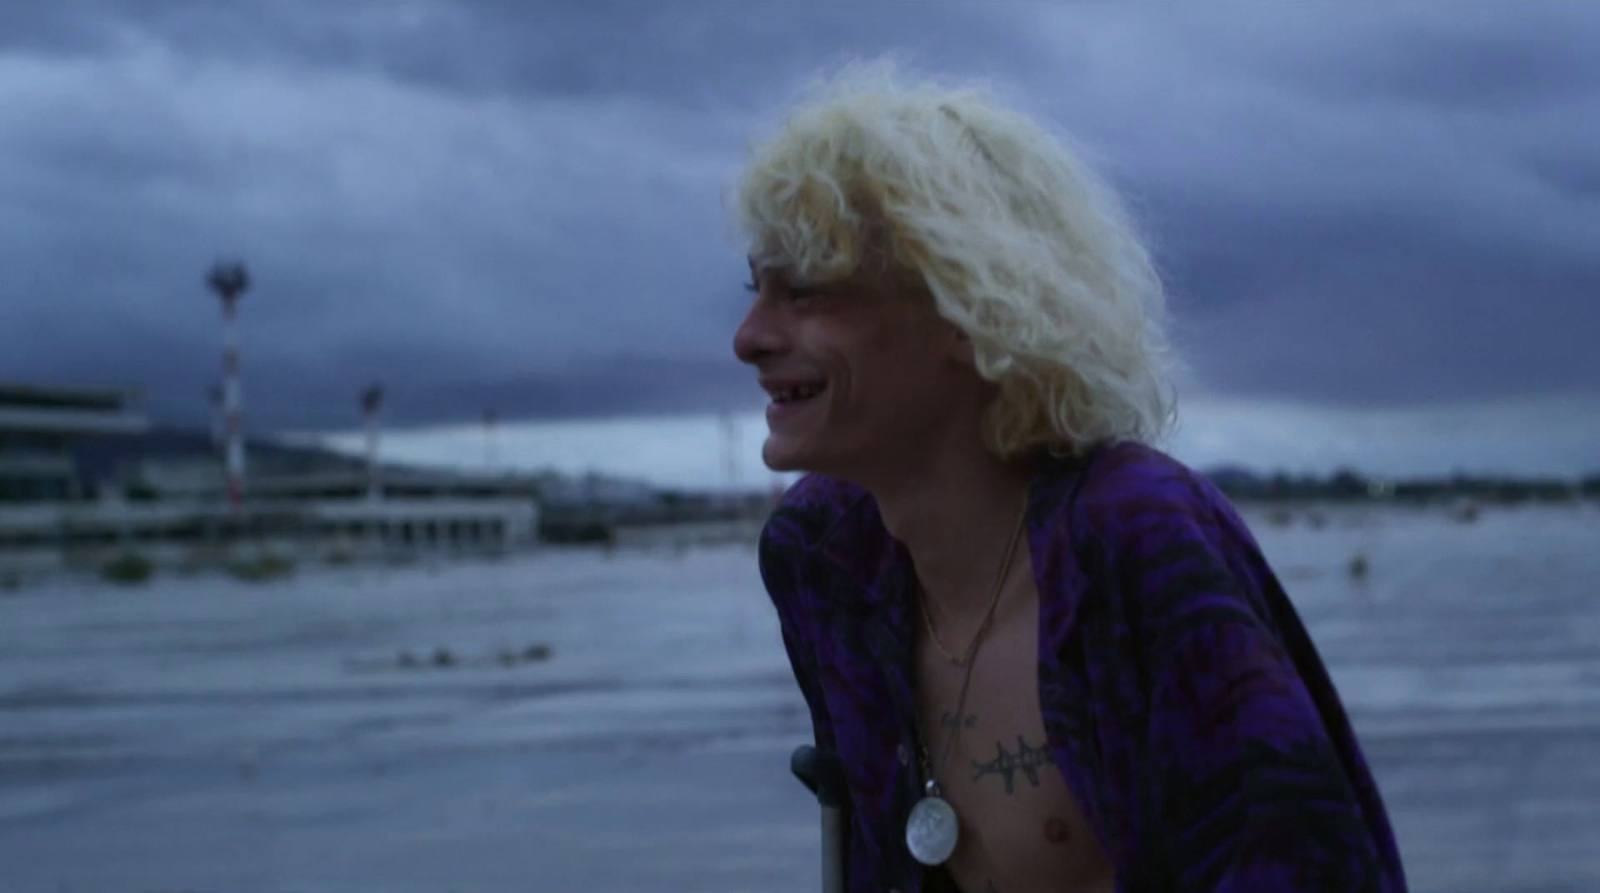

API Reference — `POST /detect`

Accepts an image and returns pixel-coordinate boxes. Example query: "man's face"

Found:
[732,255,972,480]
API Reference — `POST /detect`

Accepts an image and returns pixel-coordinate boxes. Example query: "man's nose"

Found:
[733,299,785,366]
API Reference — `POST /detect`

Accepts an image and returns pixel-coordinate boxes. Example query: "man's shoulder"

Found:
[1065,442,1277,627]
[1067,440,1239,546]
[763,473,871,550]
[757,474,877,603]
[777,472,870,520]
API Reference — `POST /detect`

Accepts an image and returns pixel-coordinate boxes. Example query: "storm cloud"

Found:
[2,1,1596,431]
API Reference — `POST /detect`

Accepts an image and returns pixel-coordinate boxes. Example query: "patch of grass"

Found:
[101,553,155,585]
[228,554,296,583]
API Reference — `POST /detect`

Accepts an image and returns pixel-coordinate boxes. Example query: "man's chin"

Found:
[760,438,812,474]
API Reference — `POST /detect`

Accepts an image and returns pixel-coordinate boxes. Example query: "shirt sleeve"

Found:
[1122,502,1394,892]
[758,517,835,753]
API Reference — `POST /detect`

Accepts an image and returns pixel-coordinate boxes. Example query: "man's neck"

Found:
[860,436,1034,628]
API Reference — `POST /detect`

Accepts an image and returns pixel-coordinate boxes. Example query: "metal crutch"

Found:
[791,744,849,893]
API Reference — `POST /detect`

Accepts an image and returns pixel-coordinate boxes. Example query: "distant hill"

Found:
[71,426,364,485]
[67,427,684,506]
[1200,464,1265,494]
[1201,461,1597,504]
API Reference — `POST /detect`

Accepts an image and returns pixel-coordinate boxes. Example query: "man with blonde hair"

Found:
[733,65,1407,893]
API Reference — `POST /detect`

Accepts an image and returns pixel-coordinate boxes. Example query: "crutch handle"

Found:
[792,744,849,893]
[791,745,848,808]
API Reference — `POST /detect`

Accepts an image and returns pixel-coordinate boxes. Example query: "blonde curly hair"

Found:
[734,61,1178,457]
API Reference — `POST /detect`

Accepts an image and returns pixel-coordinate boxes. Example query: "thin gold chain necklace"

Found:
[916,499,1029,667]
[904,496,1029,867]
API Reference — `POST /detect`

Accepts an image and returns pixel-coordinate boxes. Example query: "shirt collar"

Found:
[810,445,1101,610]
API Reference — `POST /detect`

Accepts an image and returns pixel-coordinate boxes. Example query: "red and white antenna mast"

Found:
[207,384,225,454]
[207,261,250,512]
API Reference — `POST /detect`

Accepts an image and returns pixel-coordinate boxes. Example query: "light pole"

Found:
[484,408,499,474]
[361,385,384,500]
[207,261,250,512]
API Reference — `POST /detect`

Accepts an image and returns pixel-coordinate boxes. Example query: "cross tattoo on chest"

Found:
[970,735,1055,794]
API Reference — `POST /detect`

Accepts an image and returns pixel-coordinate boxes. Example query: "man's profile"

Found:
[732,64,1407,893]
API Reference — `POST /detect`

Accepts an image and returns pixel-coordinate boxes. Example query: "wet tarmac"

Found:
[2,504,1597,892]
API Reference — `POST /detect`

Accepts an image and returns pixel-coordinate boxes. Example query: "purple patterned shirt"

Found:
[759,441,1408,892]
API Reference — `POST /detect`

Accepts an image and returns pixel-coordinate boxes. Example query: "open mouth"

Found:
[770,382,827,405]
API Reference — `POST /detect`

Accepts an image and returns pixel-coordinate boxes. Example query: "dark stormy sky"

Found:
[2,1,1597,479]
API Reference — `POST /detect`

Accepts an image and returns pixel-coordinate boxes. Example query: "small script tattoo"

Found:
[971,735,1055,795]
[940,710,979,731]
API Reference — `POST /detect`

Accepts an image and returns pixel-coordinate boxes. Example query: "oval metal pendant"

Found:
[906,795,960,866]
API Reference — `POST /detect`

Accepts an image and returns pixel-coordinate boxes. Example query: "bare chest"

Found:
[914,590,1113,893]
